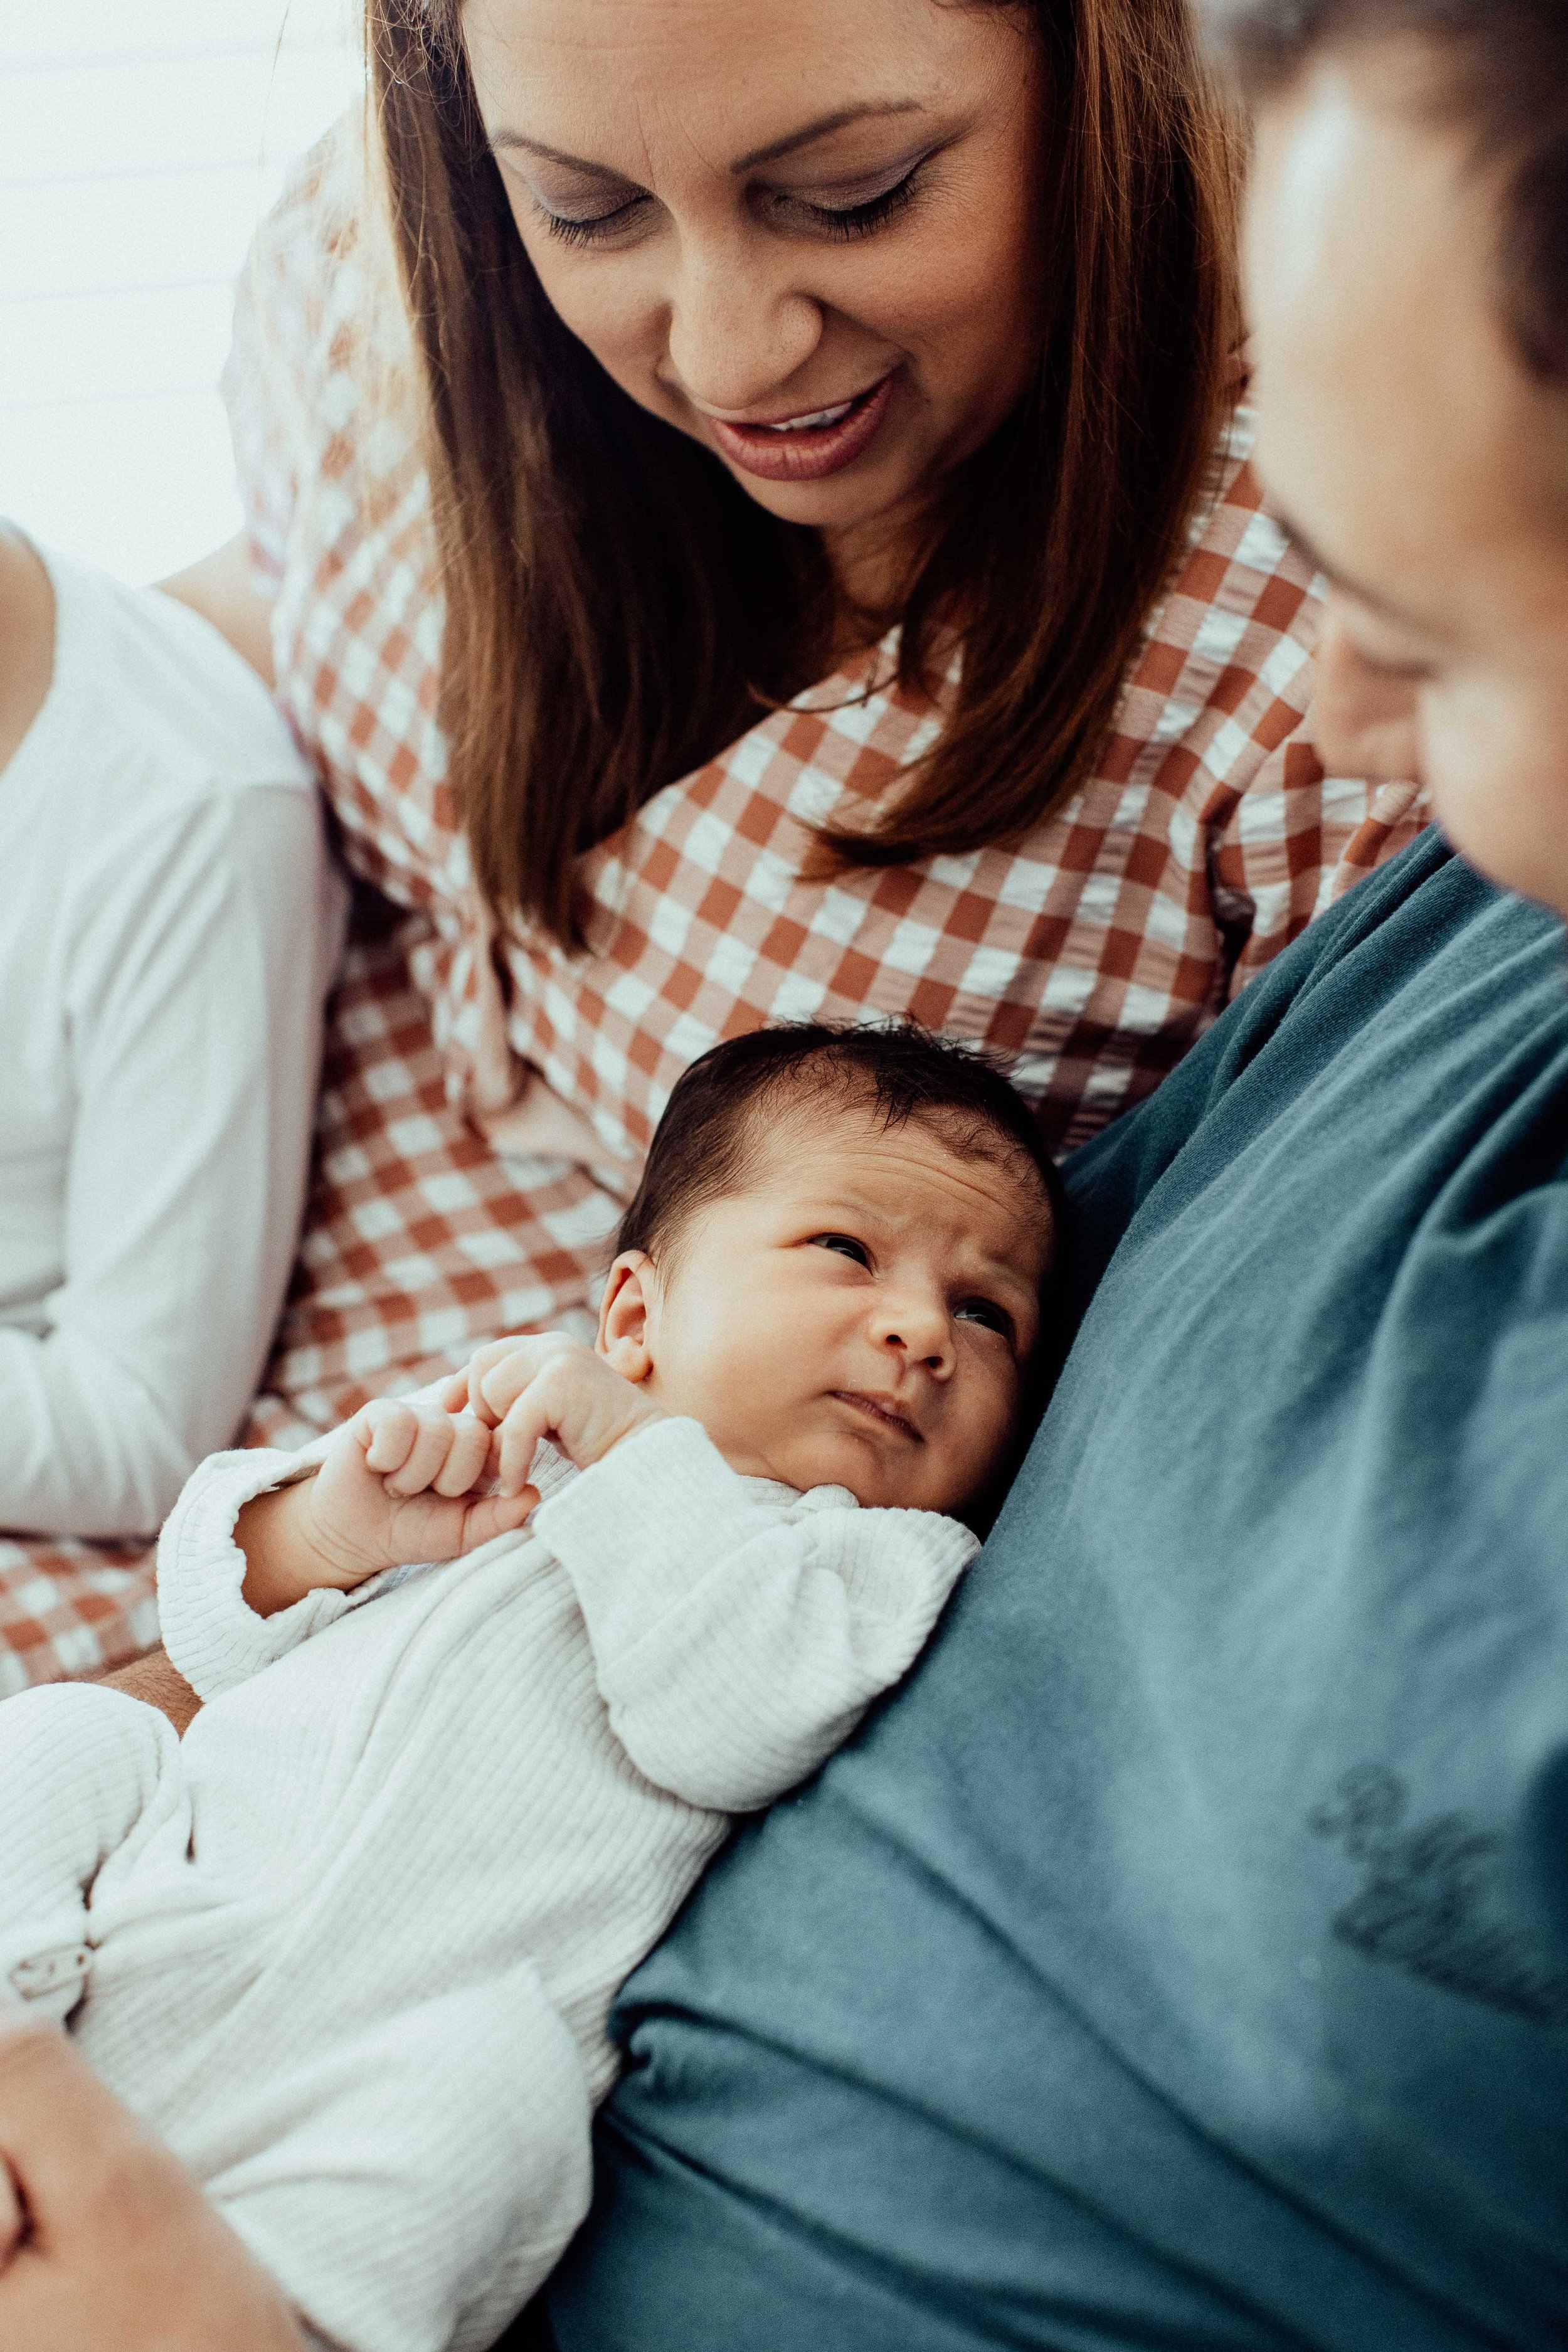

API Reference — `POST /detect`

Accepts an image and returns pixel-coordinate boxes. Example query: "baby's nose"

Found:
[873,1296,951,1368]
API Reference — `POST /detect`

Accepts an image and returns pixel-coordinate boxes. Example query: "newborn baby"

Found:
[0,1022,1061,2352]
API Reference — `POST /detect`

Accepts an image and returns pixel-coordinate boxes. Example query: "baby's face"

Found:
[603,1109,1053,1515]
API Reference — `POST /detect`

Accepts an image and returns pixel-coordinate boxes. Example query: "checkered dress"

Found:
[0,132,1426,1691]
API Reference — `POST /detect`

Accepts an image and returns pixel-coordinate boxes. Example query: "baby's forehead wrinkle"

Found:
[752,1139,1050,1290]
[753,1086,1042,1191]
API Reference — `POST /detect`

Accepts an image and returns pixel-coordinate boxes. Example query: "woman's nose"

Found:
[662,238,823,417]
[1312,607,1424,784]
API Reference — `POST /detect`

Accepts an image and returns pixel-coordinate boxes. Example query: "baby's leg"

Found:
[192,1963,591,2352]
[0,1684,182,2024]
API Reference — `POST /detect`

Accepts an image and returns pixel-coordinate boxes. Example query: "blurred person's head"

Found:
[1206,1,1568,918]
[365,0,1239,943]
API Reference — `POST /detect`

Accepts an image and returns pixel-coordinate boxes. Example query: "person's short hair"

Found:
[616,1021,1067,1297]
[1202,1,1568,384]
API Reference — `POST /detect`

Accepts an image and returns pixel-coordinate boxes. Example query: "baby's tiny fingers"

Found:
[479,1337,580,1424]
[361,1397,420,1476]
[431,1411,492,1498]
[382,1407,460,1498]
[461,1335,530,1426]
[497,1393,551,1497]
[464,1488,539,1549]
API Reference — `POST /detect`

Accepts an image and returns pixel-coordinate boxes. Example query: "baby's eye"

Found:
[955,1297,1014,1343]
[809,1233,871,1268]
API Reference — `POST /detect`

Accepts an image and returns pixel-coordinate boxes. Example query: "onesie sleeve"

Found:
[533,1417,978,1812]
[157,1374,482,1697]
[157,1431,356,1699]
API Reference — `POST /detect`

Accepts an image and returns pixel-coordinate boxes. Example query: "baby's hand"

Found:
[442,1333,664,1496]
[237,1396,534,1618]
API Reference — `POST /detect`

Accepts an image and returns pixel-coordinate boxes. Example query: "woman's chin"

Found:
[717,450,916,536]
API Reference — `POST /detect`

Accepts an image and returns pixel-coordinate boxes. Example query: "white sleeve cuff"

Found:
[532,1416,767,1629]
[156,1432,355,1698]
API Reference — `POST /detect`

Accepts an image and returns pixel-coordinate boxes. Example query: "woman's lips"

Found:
[704,372,897,485]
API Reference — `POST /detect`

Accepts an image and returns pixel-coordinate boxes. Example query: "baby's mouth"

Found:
[830,1391,923,1443]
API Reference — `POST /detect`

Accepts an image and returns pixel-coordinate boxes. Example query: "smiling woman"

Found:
[376,0,1237,929]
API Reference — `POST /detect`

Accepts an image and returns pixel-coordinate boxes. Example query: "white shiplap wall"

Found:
[0,3,364,582]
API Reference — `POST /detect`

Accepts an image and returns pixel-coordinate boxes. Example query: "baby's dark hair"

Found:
[617,1021,1067,1293]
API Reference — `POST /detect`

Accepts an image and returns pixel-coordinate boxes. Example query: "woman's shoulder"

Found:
[223,111,425,585]
[1162,403,1323,653]
[238,112,380,342]
[1105,399,1327,809]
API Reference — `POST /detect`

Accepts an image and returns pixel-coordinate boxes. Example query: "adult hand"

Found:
[0,2001,304,2351]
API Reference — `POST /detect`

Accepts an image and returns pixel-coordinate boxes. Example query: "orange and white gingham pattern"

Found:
[0,135,1426,1694]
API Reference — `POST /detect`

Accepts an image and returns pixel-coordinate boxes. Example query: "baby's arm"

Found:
[235,1333,665,1616]
[234,1397,534,1618]
[449,1336,975,1804]
[533,1418,979,1812]
[157,1394,535,1700]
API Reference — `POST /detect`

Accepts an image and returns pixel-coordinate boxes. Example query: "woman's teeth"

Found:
[759,397,857,433]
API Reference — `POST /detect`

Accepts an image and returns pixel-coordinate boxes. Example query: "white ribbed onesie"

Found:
[0,1414,975,2352]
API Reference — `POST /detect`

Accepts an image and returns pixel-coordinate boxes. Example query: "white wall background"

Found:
[0,3,366,584]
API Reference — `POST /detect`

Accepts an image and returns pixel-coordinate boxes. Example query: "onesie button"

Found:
[8,1945,92,2001]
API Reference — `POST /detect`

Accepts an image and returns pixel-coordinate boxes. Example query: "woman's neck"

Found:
[822,492,931,649]
[0,527,55,777]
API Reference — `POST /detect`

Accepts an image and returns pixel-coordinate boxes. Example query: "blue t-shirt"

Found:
[550,833,1568,2350]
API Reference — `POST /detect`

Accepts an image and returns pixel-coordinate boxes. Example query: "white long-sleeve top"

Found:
[46,1415,976,2351]
[0,541,345,1537]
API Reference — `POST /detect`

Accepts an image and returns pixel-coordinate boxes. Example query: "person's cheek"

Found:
[524,249,653,389]
[501,201,667,411]
[1419,676,1568,911]
[1310,613,1422,782]
[887,220,1032,424]
[1409,692,1481,864]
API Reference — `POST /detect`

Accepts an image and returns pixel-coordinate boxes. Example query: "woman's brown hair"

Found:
[368,0,1239,946]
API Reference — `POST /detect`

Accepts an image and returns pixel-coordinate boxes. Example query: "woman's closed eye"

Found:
[533,158,933,252]
[536,192,650,249]
[783,164,924,242]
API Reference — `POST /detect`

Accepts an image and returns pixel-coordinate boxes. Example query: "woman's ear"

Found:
[598,1252,657,1383]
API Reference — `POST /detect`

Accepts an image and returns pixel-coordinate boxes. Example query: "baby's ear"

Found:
[598,1252,656,1382]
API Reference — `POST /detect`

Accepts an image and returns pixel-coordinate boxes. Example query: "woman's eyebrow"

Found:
[487,101,926,184]
[730,100,926,174]
[487,132,632,184]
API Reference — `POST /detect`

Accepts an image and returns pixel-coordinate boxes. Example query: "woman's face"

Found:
[1245,46,1568,919]
[462,0,1047,596]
